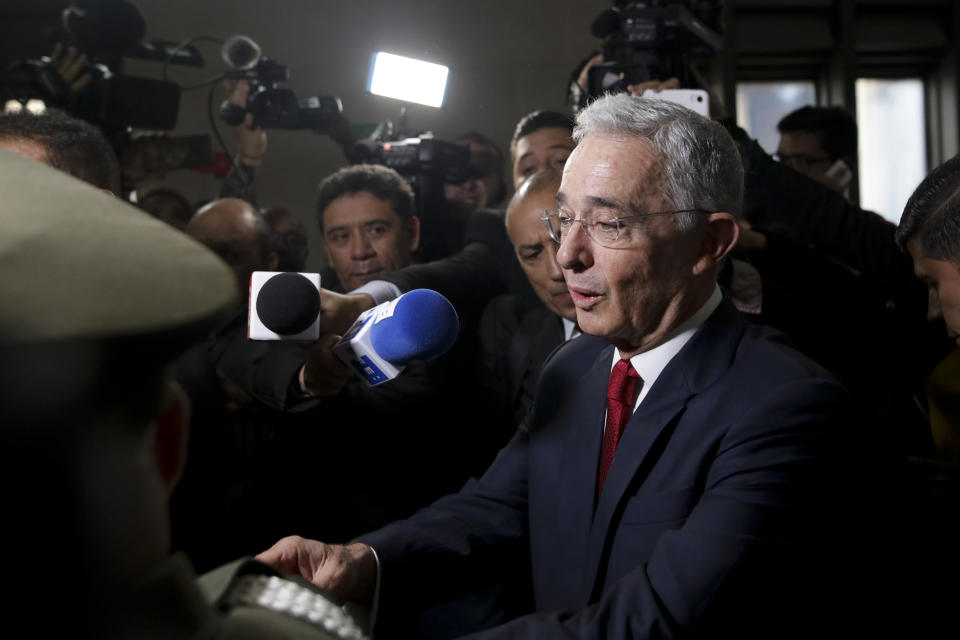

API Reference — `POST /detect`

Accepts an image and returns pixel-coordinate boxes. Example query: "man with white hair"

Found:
[258,95,853,638]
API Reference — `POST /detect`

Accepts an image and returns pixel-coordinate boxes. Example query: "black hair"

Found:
[316,164,416,228]
[510,110,575,159]
[777,105,858,163]
[0,109,121,194]
[895,154,960,264]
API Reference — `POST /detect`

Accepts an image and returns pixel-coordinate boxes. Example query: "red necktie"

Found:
[597,359,642,496]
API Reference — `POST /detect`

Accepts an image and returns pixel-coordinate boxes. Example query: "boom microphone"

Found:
[334,289,459,386]
[221,34,261,70]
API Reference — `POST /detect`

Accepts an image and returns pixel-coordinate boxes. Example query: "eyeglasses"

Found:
[541,208,708,249]
[774,153,831,171]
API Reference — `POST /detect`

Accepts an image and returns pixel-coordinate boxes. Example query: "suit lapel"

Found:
[551,340,614,591]
[578,298,747,603]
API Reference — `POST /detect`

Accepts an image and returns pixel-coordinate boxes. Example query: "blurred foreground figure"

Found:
[0,149,363,639]
[0,107,121,193]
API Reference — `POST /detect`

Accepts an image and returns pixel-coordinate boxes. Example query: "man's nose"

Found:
[555,220,592,271]
[349,231,375,259]
[546,244,565,281]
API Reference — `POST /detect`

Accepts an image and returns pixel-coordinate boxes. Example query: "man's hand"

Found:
[734,220,768,254]
[318,289,375,335]
[576,52,605,92]
[224,80,267,166]
[626,67,729,120]
[300,333,353,397]
[50,43,93,94]
[625,76,681,96]
[257,536,378,606]
[297,291,375,396]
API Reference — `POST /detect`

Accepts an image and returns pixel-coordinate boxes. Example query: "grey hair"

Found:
[573,93,743,232]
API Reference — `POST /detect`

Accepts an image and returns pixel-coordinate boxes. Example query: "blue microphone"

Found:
[334,289,460,385]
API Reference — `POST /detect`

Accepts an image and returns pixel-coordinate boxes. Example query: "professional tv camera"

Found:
[218,35,342,130]
[0,0,196,131]
[348,118,472,207]
[569,0,724,109]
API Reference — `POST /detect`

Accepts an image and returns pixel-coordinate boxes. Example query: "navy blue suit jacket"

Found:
[359,298,852,638]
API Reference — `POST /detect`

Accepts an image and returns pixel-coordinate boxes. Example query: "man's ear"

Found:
[693,212,740,277]
[407,216,421,252]
[153,383,189,497]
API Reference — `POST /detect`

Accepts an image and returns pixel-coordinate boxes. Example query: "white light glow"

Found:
[4,99,46,114]
[367,52,449,108]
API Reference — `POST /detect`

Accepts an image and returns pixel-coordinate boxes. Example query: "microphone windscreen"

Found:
[255,272,320,335]
[369,289,459,364]
[64,0,146,53]
[590,8,621,38]
[222,34,261,70]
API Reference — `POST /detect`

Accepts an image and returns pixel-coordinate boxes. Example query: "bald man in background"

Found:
[481,169,579,427]
[187,197,279,293]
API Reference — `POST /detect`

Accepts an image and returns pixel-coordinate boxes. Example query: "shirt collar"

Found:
[612,285,722,409]
[562,317,581,341]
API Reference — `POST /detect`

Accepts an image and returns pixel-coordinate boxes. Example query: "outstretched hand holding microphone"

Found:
[247,271,459,397]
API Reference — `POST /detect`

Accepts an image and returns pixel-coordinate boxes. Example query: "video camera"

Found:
[347,118,473,210]
[0,0,194,131]
[218,35,342,130]
[571,0,724,109]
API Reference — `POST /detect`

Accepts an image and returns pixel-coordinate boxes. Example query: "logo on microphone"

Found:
[350,355,388,385]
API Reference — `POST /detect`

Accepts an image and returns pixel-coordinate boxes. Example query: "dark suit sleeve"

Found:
[457,375,851,640]
[383,242,507,323]
[382,209,537,323]
[355,427,532,627]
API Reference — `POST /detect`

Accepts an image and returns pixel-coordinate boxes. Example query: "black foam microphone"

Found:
[590,8,621,39]
[248,271,321,340]
[221,34,261,70]
[62,0,146,53]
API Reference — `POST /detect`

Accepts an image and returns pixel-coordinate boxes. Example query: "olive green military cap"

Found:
[0,149,238,344]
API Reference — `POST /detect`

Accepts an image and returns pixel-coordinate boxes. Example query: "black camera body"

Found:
[219,57,342,131]
[579,1,723,105]
[350,134,472,214]
[367,136,473,185]
[0,0,188,131]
